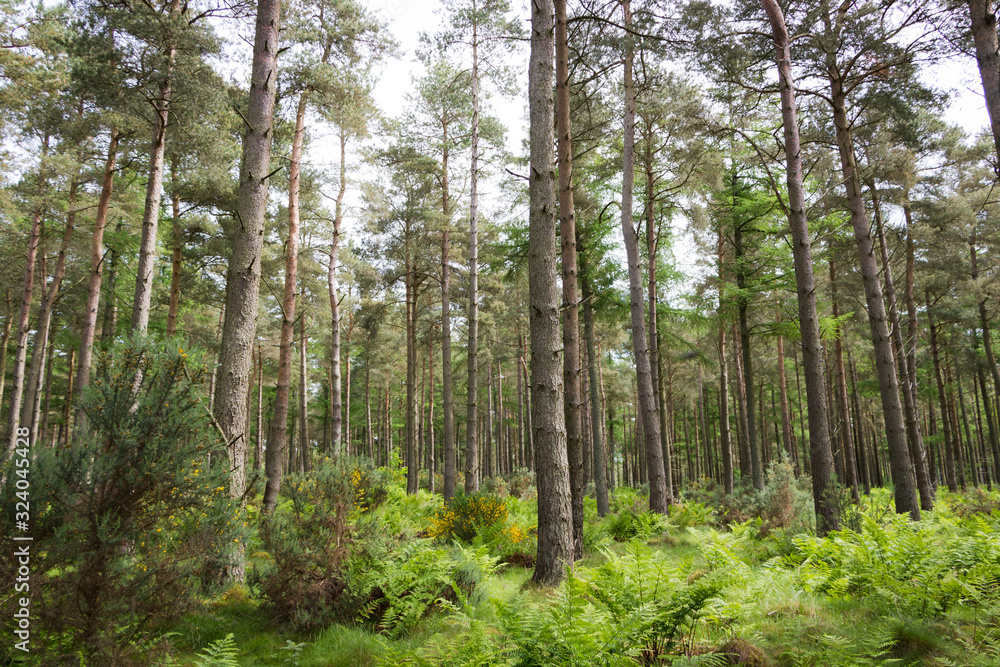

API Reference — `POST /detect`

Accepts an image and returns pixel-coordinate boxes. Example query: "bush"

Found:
[0,337,237,665]
[255,458,392,630]
[607,508,668,542]
[428,491,508,542]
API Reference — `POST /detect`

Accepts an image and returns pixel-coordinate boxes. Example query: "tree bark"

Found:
[620,0,669,513]
[829,258,860,502]
[441,134,456,500]
[299,312,309,474]
[329,133,345,458]
[761,0,839,531]
[220,0,280,546]
[131,0,180,335]
[581,268,609,516]
[968,0,1000,166]
[6,135,48,454]
[465,2,481,495]
[824,40,918,520]
[529,0,573,586]
[870,182,933,510]
[167,159,182,337]
[555,0,584,559]
[264,91,305,511]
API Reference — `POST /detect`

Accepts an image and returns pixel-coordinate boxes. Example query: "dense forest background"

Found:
[2,0,1000,664]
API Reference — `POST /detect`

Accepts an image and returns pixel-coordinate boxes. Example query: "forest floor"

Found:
[161,468,1000,667]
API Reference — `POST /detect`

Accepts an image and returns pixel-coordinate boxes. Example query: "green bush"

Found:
[607,508,668,542]
[255,458,393,630]
[429,491,508,542]
[0,337,237,665]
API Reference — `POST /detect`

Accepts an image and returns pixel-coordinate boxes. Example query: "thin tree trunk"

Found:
[829,258,860,502]
[824,37,918,519]
[619,0,669,513]
[582,273,609,516]
[762,0,839,530]
[0,296,12,414]
[6,135,48,453]
[555,0,583,558]
[255,343,263,471]
[329,132,345,458]
[717,231,734,494]
[100,223,120,345]
[299,311,309,474]
[167,159,183,337]
[465,1,481,495]
[529,0,573,585]
[132,0,179,335]
[406,263,418,494]
[262,91,304,512]
[60,347,75,448]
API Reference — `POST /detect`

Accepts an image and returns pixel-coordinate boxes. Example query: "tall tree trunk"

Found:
[926,295,957,491]
[717,231,734,494]
[6,135,48,454]
[406,258,418,495]
[829,258,860,502]
[529,0,573,585]
[762,0,839,531]
[619,0,669,513]
[132,0,179,335]
[100,223,120,345]
[216,0,280,578]
[824,34,918,519]
[25,173,78,444]
[968,0,1000,165]
[255,343,263,471]
[465,2,481,495]
[555,0,584,559]
[0,296,12,414]
[733,205,762,490]
[60,347,75,447]
[263,91,304,512]
[299,311,309,474]
[329,132,346,458]
[428,334,436,492]
[441,139,456,500]
[776,328,794,464]
[167,159,183,337]
[870,182,933,510]
[582,273,609,516]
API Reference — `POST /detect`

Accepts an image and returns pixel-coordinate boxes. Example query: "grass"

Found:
[157,485,1000,667]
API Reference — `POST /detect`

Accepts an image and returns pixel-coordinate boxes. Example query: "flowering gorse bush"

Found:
[429,491,508,542]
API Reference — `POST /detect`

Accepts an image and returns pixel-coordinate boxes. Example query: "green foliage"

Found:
[193,633,239,667]
[429,491,508,542]
[354,542,499,638]
[607,508,668,542]
[255,458,393,630]
[0,336,236,664]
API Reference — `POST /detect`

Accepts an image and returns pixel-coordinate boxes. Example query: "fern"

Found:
[192,633,239,667]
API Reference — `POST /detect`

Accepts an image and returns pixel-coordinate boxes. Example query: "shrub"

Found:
[0,337,237,665]
[428,491,508,542]
[607,508,668,542]
[255,458,392,630]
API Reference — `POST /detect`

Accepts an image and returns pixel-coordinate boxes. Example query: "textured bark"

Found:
[969,0,1000,165]
[529,0,573,586]
[100,226,119,345]
[60,347,75,447]
[329,133,345,457]
[733,209,762,490]
[717,231,734,494]
[263,92,304,512]
[620,0,669,512]
[646,158,673,497]
[6,136,47,454]
[441,136,456,500]
[299,314,309,474]
[825,45,918,520]
[555,0,583,559]
[131,0,179,335]
[582,270,609,516]
[829,259,860,502]
[870,183,933,510]
[0,298,11,413]
[167,160,183,338]
[762,0,839,531]
[969,231,1000,478]
[25,174,77,444]
[255,344,263,471]
[219,0,280,535]
[406,254,418,494]
[465,3,481,495]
